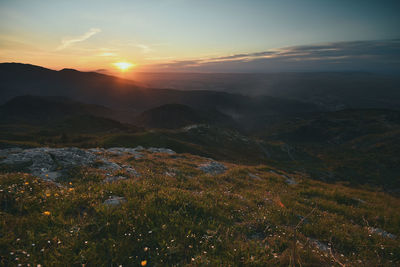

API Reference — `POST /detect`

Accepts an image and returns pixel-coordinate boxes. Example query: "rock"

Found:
[98,160,121,171]
[103,176,127,183]
[309,238,330,254]
[198,161,227,175]
[368,227,397,239]
[147,147,176,154]
[285,177,297,185]
[248,173,261,180]
[353,198,366,204]
[165,171,176,177]
[105,147,143,158]
[0,147,23,157]
[0,147,98,181]
[87,148,104,153]
[103,196,126,206]
[124,166,140,177]
[0,146,173,181]
[268,170,297,185]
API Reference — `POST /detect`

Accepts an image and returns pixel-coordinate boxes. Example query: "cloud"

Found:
[98,52,116,57]
[136,44,153,54]
[144,39,400,73]
[56,28,101,50]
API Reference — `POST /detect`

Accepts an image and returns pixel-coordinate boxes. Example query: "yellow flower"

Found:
[68,188,74,192]
[24,182,29,185]
[46,193,51,197]
[141,260,147,266]
[43,211,51,216]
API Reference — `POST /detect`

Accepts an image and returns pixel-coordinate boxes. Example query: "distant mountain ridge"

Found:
[0,63,323,125]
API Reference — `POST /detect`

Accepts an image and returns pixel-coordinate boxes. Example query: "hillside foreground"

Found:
[0,147,399,266]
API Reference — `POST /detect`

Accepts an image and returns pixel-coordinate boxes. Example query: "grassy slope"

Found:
[254,109,400,191]
[1,151,399,266]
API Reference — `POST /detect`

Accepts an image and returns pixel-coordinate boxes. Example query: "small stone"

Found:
[103,196,126,206]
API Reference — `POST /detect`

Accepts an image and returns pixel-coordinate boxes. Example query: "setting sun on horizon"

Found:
[113,62,135,72]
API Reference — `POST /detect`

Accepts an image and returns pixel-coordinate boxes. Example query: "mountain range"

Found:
[0,63,399,192]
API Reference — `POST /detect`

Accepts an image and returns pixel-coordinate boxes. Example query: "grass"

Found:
[1,151,399,266]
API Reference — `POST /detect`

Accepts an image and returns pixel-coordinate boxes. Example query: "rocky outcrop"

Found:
[147,147,175,154]
[368,227,397,239]
[0,147,145,181]
[198,161,227,175]
[0,147,99,181]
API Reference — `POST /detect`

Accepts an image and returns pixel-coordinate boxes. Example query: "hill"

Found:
[0,96,140,148]
[0,96,399,191]
[254,109,400,191]
[0,63,323,123]
[134,104,205,129]
[134,104,236,129]
[0,95,112,124]
[0,147,399,266]
[135,72,400,111]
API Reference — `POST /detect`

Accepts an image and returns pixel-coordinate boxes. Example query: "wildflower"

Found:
[43,211,51,216]
[144,247,149,252]
[69,188,74,192]
[141,260,147,266]
[46,193,51,197]
[24,182,29,185]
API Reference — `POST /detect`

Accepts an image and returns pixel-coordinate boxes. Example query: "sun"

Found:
[113,62,135,71]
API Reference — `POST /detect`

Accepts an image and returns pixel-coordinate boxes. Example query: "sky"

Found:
[0,0,399,75]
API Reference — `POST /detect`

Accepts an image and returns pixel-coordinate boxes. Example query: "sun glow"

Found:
[113,62,135,71]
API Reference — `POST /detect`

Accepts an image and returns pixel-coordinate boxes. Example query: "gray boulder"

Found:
[103,196,126,206]
[0,147,98,180]
[368,227,397,239]
[147,147,175,154]
[198,161,227,175]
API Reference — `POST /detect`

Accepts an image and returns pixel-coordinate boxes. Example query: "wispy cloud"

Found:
[136,44,153,54]
[145,39,400,73]
[56,28,101,50]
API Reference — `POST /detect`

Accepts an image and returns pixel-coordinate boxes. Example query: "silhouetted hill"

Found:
[134,104,237,129]
[0,96,141,137]
[134,72,400,110]
[0,95,111,124]
[134,104,204,129]
[0,63,323,124]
